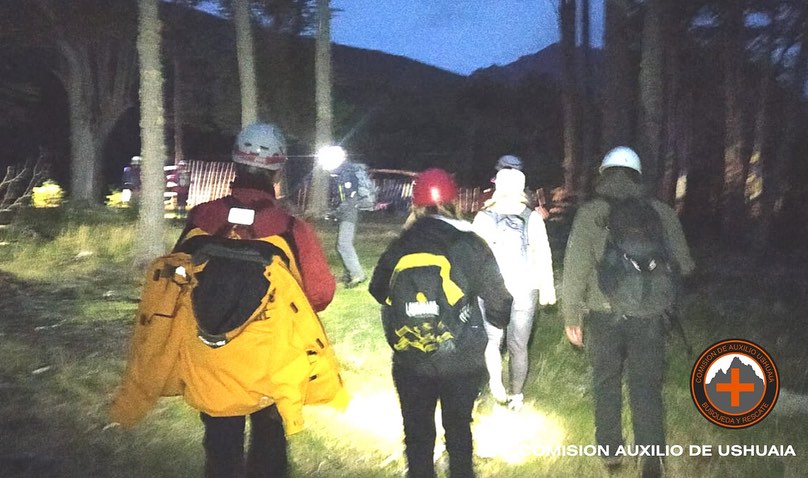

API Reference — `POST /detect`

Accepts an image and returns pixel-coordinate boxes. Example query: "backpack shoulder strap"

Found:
[518,206,532,224]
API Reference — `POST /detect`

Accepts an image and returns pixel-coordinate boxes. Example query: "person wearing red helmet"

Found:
[369,168,512,478]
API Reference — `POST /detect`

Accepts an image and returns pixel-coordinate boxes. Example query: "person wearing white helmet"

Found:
[121,156,142,204]
[174,122,338,478]
[598,146,642,173]
[561,146,694,477]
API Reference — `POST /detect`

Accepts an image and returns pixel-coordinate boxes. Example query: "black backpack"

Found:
[383,226,487,376]
[597,197,681,317]
[173,199,298,348]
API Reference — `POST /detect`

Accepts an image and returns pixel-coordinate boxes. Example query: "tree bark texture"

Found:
[601,0,637,151]
[720,1,748,235]
[559,0,580,198]
[235,0,259,126]
[578,0,598,199]
[136,0,167,264]
[638,0,666,189]
[309,0,332,216]
[173,55,185,164]
[58,34,136,202]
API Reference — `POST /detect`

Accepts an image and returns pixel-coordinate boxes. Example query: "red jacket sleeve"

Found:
[290,219,336,312]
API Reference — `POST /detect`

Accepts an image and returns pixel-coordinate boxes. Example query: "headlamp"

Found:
[317,145,347,172]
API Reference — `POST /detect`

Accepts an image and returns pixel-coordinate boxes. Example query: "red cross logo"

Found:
[715,367,755,407]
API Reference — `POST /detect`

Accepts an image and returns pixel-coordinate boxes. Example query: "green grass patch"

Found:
[0,213,806,477]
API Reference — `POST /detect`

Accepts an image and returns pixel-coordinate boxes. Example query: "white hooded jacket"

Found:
[472,169,556,305]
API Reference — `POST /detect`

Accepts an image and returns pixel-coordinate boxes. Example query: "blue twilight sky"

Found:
[331,0,604,76]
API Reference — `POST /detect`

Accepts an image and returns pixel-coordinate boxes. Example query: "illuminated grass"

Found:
[0,214,806,477]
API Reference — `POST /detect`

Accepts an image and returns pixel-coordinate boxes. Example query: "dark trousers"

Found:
[585,312,666,454]
[201,405,288,478]
[392,365,484,478]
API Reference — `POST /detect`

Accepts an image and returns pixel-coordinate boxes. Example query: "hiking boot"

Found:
[345,276,366,289]
[639,456,663,478]
[489,382,507,403]
[506,393,523,412]
[602,456,623,474]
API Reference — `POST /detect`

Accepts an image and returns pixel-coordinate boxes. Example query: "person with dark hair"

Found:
[561,146,694,478]
[175,123,339,477]
[369,168,512,478]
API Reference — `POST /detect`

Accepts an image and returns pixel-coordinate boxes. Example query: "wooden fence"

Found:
[184,160,491,213]
[186,160,236,207]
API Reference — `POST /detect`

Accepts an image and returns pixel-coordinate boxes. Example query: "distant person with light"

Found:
[319,145,369,288]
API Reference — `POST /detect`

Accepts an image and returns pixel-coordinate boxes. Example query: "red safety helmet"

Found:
[411,168,458,207]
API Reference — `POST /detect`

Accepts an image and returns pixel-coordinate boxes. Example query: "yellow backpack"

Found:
[111,222,347,433]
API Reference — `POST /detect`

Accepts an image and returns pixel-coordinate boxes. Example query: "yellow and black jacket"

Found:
[110,189,346,434]
[369,215,512,377]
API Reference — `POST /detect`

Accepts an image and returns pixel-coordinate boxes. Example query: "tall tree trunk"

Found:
[234,0,258,126]
[308,0,332,216]
[578,0,598,198]
[559,0,580,199]
[601,0,636,150]
[26,1,137,203]
[659,0,690,206]
[660,53,689,208]
[719,1,748,236]
[173,55,185,164]
[638,0,666,189]
[64,69,102,203]
[758,12,808,247]
[747,38,776,223]
[135,0,167,265]
[60,41,135,203]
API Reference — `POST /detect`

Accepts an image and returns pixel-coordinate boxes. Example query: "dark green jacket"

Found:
[561,170,695,327]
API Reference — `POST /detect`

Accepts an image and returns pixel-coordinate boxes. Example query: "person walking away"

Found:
[472,168,556,411]
[477,154,523,210]
[121,155,142,205]
[369,168,512,478]
[561,146,694,477]
[174,160,191,215]
[110,123,344,478]
[331,159,375,287]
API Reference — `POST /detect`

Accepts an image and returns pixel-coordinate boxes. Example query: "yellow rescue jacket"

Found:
[110,230,348,434]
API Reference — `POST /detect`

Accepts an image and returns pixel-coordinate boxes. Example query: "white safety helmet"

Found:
[600,146,642,174]
[232,123,287,170]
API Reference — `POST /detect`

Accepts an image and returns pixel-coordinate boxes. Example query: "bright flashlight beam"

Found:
[317,145,347,172]
[474,405,567,464]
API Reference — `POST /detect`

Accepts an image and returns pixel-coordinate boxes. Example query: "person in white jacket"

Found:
[472,166,556,411]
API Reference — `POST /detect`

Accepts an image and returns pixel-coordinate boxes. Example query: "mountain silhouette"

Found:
[469,43,604,87]
[706,356,765,413]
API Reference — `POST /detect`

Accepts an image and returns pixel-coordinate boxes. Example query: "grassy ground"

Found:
[0,207,806,477]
